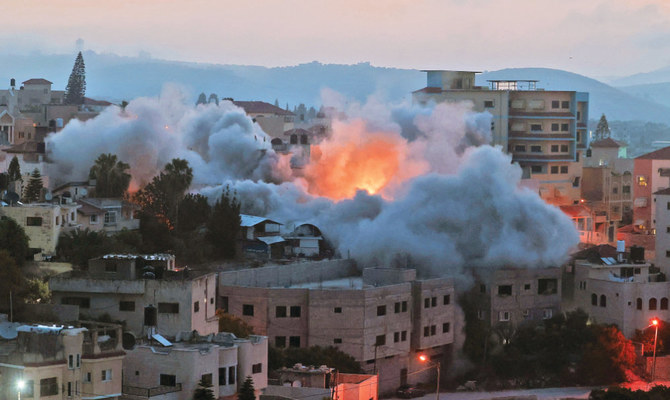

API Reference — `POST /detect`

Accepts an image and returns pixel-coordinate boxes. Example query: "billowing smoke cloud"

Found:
[46,85,288,190]
[47,86,579,283]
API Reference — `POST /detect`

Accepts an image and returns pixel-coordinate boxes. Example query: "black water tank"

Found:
[10,78,15,87]
[144,305,157,326]
[630,246,645,263]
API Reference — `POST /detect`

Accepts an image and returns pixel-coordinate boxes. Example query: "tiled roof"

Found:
[654,188,670,196]
[232,101,294,116]
[636,146,670,160]
[22,78,52,85]
[283,128,312,136]
[590,138,620,148]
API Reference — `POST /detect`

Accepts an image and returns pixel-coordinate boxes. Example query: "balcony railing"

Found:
[123,383,182,398]
[508,132,574,139]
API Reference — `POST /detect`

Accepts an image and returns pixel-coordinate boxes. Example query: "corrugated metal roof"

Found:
[240,214,282,227]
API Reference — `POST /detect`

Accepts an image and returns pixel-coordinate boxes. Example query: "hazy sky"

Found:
[2,0,670,77]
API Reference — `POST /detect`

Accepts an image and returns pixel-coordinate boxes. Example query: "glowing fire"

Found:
[302,120,413,200]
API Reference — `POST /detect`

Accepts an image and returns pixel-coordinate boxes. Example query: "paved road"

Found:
[390,386,596,400]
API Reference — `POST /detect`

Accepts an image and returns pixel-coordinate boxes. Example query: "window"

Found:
[119,301,135,311]
[394,302,401,313]
[514,145,526,152]
[61,297,90,309]
[551,123,559,132]
[498,285,512,296]
[290,306,301,317]
[430,325,436,335]
[56,216,60,226]
[401,331,407,341]
[401,301,407,312]
[638,176,648,186]
[394,332,400,343]
[650,298,658,310]
[71,212,75,220]
[442,322,450,333]
[276,306,287,318]
[219,367,227,385]
[551,145,559,152]
[613,186,619,194]
[591,293,598,306]
[560,166,568,174]
[220,296,229,313]
[158,302,179,314]
[623,186,631,194]
[334,307,342,313]
[242,304,254,316]
[477,310,486,320]
[90,214,98,224]
[561,145,569,152]
[69,354,74,369]
[104,211,116,224]
[562,101,570,109]
[375,334,386,346]
[431,297,437,307]
[538,278,557,295]
[40,377,58,396]
[424,298,430,308]
[377,305,386,316]
[663,298,669,310]
[101,369,112,381]
[499,311,511,321]
[275,336,286,347]
[542,309,553,319]
[289,336,301,347]
[202,373,213,386]
[252,363,262,374]
[600,295,607,308]
[26,217,42,226]
[193,301,200,313]
[531,145,542,152]
[160,374,177,387]
[480,284,486,293]
[530,124,542,132]
[523,309,530,319]
[443,294,450,305]
[334,338,343,344]
[484,100,494,108]
[561,123,569,131]
[423,326,430,337]
[524,283,531,290]
[531,165,542,173]
[550,100,559,108]
[229,366,236,385]
[551,166,559,174]
[83,372,91,383]
[76,354,80,368]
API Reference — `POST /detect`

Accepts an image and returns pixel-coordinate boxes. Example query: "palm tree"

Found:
[89,153,131,197]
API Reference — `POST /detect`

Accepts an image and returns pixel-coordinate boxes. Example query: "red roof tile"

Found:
[636,146,670,160]
[590,138,620,148]
[232,101,294,116]
[22,78,52,85]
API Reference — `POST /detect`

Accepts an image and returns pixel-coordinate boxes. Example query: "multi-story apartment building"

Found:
[633,146,670,233]
[0,319,125,400]
[123,331,268,400]
[218,260,455,394]
[49,254,218,338]
[413,70,589,206]
[0,202,80,259]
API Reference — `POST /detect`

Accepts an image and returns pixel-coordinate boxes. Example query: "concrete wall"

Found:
[412,278,455,351]
[237,336,269,391]
[218,259,356,288]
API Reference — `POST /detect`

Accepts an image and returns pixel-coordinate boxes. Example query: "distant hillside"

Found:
[617,82,670,109]
[610,65,670,86]
[477,68,670,124]
[1,52,669,123]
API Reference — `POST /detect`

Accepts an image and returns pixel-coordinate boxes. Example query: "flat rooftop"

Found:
[276,277,365,290]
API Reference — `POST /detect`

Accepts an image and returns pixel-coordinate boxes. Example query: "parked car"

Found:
[396,385,427,398]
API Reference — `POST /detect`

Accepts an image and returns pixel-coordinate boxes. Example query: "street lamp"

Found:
[17,379,24,400]
[418,355,440,400]
[651,318,659,383]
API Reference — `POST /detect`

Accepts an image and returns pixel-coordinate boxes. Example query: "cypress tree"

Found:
[193,378,216,400]
[64,51,86,105]
[23,169,43,203]
[8,156,21,182]
[595,114,611,141]
[237,376,255,400]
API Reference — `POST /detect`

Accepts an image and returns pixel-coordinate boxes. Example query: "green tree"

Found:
[120,100,129,111]
[8,155,21,182]
[238,376,255,400]
[0,172,8,191]
[135,158,193,230]
[595,114,611,141]
[193,377,216,400]
[57,229,112,267]
[196,93,207,105]
[24,278,51,304]
[0,250,26,316]
[206,187,241,259]
[88,153,131,197]
[177,194,211,233]
[22,169,43,203]
[577,325,636,384]
[64,51,86,105]
[0,217,30,266]
[217,310,254,338]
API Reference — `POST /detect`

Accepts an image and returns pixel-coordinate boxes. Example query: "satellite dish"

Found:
[45,191,53,201]
[80,188,88,196]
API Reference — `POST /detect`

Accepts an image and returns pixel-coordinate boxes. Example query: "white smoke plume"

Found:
[45,86,579,282]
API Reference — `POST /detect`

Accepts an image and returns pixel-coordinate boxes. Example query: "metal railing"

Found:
[123,383,182,397]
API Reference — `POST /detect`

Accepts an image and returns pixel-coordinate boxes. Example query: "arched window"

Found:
[650,298,658,310]
[600,295,607,308]
[592,293,598,306]
[300,134,308,145]
[271,138,283,146]
[637,298,643,310]
[662,298,668,310]
[290,134,298,144]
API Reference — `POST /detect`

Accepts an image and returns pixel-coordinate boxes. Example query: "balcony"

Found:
[508,132,574,140]
[512,154,575,161]
[508,111,575,119]
[123,383,182,398]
